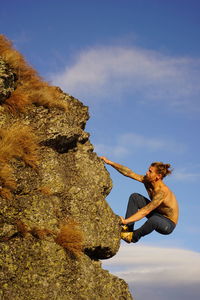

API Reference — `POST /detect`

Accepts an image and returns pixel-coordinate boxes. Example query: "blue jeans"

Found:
[125,193,176,243]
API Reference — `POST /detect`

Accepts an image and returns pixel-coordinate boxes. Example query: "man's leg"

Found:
[125,193,150,231]
[131,214,176,243]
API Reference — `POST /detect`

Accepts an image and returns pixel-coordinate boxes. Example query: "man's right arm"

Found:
[100,156,144,182]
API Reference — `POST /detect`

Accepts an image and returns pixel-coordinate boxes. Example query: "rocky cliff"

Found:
[0,35,133,299]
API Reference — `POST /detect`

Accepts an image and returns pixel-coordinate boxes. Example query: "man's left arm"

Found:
[121,189,165,225]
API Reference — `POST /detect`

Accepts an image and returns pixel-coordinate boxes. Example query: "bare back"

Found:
[144,182,179,224]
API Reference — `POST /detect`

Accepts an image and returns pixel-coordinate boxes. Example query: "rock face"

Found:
[0,59,16,104]
[0,36,133,300]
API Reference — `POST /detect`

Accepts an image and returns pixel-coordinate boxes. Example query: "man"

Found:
[100,156,179,243]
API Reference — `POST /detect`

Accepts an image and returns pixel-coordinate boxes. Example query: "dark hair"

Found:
[151,162,172,179]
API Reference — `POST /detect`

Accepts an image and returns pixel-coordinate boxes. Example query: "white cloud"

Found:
[94,132,186,158]
[119,133,186,153]
[102,245,200,299]
[173,167,200,181]
[51,45,200,111]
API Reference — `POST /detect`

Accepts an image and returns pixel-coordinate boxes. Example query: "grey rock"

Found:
[0,58,16,104]
[0,56,133,300]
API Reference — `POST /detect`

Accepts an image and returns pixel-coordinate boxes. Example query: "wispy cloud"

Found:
[173,166,200,182]
[103,245,200,299]
[51,45,200,112]
[94,132,186,158]
[119,133,186,153]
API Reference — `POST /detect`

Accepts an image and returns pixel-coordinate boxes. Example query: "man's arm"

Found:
[100,156,144,182]
[121,189,165,224]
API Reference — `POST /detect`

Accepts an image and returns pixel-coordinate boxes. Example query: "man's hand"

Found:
[120,216,127,225]
[100,156,111,164]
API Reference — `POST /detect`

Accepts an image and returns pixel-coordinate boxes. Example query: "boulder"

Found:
[0,36,133,300]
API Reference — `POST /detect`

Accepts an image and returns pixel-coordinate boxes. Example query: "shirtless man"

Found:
[100,157,179,243]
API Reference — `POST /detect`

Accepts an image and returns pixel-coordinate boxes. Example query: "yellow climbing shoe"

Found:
[121,225,129,232]
[121,232,133,243]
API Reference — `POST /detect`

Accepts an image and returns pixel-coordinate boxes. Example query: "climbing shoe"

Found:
[121,225,129,232]
[121,232,133,243]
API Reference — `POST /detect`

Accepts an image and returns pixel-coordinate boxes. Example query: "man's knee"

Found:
[129,193,141,200]
[129,193,143,204]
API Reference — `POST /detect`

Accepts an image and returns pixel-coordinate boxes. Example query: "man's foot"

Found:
[121,224,129,232]
[121,232,133,243]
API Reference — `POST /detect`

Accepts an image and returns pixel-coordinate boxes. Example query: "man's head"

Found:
[145,162,172,182]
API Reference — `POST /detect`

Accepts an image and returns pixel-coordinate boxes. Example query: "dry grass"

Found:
[5,87,29,113]
[0,124,39,167]
[0,164,16,200]
[0,124,39,199]
[15,219,29,237]
[29,227,53,239]
[38,186,53,196]
[55,220,84,257]
[0,163,16,188]
[1,217,84,258]
[0,187,13,200]
[0,34,68,112]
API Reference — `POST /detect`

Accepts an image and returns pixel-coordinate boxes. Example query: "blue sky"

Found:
[1,0,200,299]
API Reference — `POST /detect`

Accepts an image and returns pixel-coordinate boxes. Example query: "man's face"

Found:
[145,166,160,182]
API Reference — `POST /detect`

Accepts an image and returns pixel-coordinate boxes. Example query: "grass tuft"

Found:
[0,163,16,190]
[1,218,84,258]
[0,124,39,198]
[38,186,53,196]
[0,124,39,167]
[15,220,29,237]
[0,187,13,200]
[54,219,84,257]
[0,34,68,112]
[4,88,29,113]
[30,227,53,239]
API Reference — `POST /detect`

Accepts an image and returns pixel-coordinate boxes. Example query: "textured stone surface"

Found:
[0,56,133,299]
[0,59,16,104]
[1,238,132,300]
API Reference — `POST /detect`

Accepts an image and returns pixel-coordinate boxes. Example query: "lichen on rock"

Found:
[0,35,133,300]
[0,59,16,104]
